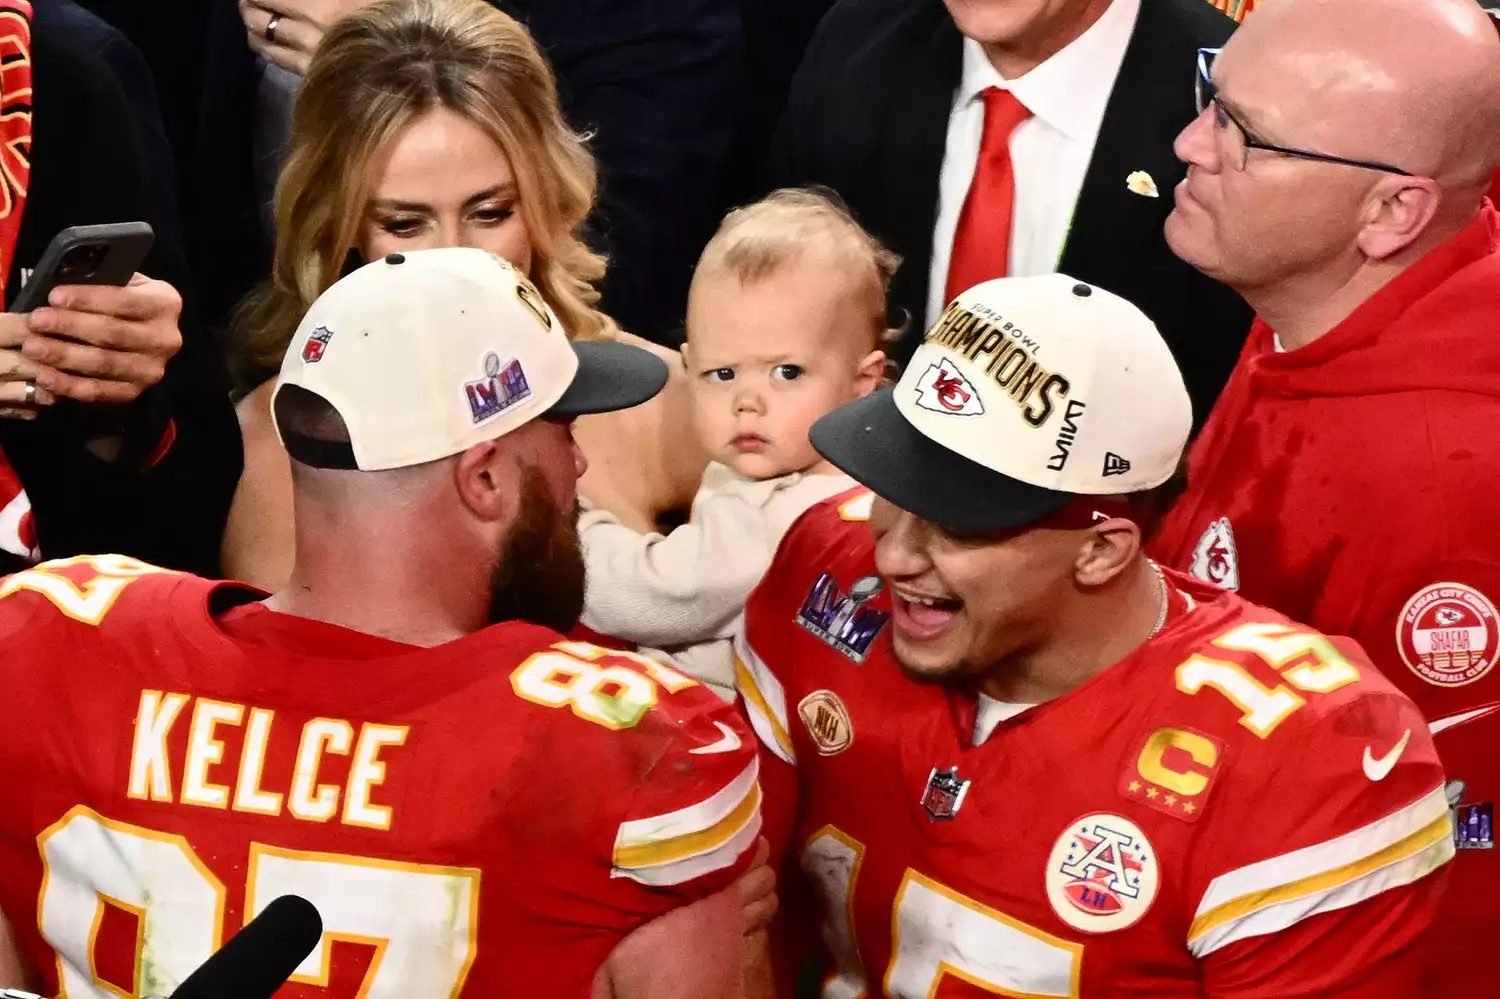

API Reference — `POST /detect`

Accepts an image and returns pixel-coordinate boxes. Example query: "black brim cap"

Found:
[809,387,1074,534]
[548,340,669,416]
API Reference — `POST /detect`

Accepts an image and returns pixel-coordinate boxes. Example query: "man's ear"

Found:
[1356,177,1442,261]
[853,349,887,398]
[679,341,693,371]
[454,441,518,524]
[1072,517,1142,587]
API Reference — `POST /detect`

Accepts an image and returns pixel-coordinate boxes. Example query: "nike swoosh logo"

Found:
[1363,729,1412,781]
[1429,703,1500,737]
[689,721,743,755]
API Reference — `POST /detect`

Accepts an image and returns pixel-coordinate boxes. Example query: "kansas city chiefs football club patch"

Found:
[1397,582,1499,688]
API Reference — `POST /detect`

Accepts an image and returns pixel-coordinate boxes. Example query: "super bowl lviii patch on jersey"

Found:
[1447,779,1494,850]
[466,351,531,424]
[1046,814,1160,933]
[1397,582,1498,688]
[797,573,889,663]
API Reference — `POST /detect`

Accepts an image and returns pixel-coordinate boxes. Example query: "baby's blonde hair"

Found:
[694,188,901,355]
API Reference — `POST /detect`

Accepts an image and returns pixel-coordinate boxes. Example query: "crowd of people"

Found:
[0,0,1495,995]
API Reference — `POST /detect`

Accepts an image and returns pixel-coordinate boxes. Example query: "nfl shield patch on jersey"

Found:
[797,573,889,663]
[1189,517,1239,591]
[920,767,970,821]
[1046,814,1160,933]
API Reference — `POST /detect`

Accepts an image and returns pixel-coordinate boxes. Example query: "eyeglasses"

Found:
[1194,48,1413,176]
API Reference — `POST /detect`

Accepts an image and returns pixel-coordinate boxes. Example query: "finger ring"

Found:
[22,381,35,405]
[265,14,281,42]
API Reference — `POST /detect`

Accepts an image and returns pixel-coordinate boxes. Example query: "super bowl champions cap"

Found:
[273,247,668,471]
[810,274,1192,533]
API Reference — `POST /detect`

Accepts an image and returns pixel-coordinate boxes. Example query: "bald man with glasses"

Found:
[1153,0,1500,989]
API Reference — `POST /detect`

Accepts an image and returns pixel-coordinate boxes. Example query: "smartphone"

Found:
[9,222,155,313]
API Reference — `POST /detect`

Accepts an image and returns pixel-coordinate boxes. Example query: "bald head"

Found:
[1223,0,1500,189]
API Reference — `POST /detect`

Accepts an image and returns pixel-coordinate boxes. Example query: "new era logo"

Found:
[1102,452,1131,476]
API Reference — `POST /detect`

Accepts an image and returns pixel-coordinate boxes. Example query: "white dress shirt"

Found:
[926,0,1141,328]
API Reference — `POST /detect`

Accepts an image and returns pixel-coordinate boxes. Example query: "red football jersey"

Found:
[738,491,1453,998]
[0,555,761,998]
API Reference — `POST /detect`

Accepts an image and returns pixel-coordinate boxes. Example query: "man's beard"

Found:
[487,469,586,633]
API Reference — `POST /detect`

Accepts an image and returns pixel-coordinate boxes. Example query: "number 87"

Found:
[38,807,480,998]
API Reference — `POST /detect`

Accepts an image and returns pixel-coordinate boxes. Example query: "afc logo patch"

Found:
[797,573,888,663]
[1397,582,1499,688]
[913,358,984,416]
[465,351,532,425]
[301,326,334,363]
[1188,517,1239,592]
[1046,813,1159,933]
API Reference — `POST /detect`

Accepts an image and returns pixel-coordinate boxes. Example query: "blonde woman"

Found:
[223,0,706,589]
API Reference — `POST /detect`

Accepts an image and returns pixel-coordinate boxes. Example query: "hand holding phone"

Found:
[0,313,52,419]
[9,222,154,315]
[10,222,184,406]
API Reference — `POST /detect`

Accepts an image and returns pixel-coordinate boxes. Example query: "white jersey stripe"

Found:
[1193,785,1448,921]
[611,758,762,886]
[614,758,759,850]
[1188,822,1453,957]
[1189,785,1453,953]
[732,634,795,765]
[612,805,764,887]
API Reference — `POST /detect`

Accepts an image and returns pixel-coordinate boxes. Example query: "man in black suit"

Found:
[769,0,1254,426]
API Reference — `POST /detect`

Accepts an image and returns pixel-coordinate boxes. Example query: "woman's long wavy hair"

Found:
[231,0,610,393]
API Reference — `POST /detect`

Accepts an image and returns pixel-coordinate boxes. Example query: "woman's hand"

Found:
[239,0,381,76]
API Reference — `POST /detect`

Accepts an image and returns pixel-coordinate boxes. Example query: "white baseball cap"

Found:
[810,274,1192,532]
[273,247,667,471]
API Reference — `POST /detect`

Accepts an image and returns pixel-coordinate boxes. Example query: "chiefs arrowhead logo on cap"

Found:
[913,358,984,416]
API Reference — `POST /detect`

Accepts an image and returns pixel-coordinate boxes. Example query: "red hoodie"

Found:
[1152,204,1500,991]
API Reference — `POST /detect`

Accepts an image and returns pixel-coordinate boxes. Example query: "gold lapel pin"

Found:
[1126,171,1160,198]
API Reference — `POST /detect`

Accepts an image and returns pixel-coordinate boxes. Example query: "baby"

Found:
[579,189,896,696]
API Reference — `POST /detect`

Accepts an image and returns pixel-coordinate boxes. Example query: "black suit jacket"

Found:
[0,1,243,578]
[768,0,1254,426]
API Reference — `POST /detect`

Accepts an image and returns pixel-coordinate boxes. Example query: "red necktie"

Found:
[0,2,35,562]
[945,87,1031,305]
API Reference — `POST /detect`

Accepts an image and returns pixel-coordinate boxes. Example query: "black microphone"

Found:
[167,895,324,999]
